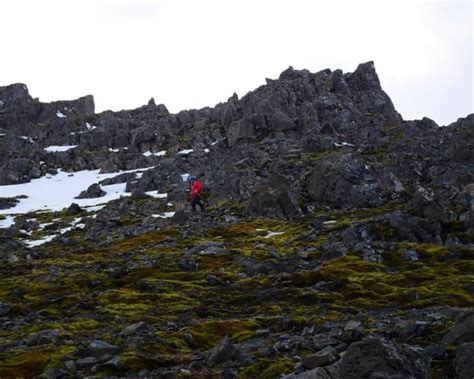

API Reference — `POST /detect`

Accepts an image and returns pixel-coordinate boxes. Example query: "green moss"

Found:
[62,319,102,333]
[112,230,177,252]
[0,351,48,377]
[184,319,258,349]
[240,357,294,378]
[154,332,191,354]
[111,216,142,226]
[119,351,175,371]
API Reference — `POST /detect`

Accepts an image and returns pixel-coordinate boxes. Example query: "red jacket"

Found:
[191,180,204,197]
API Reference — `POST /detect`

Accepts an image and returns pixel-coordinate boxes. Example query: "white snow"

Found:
[56,111,67,118]
[211,139,224,146]
[178,149,193,155]
[45,145,77,153]
[25,235,56,247]
[20,136,34,143]
[264,231,284,238]
[0,167,158,215]
[181,174,190,182]
[323,220,337,225]
[152,212,175,219]
[23,217,86,247]
[334,142,355,147]
[147,192,167,199]
[39,222,54,230]
[0,215,15,229]
[203,148,210,153]
[109,148,120,153]
[143,150,166,157]
[85,122,97,130]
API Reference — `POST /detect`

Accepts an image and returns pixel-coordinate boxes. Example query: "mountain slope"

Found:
[0,62,473,378]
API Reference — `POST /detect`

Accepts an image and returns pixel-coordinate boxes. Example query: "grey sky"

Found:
[1,0,472,126]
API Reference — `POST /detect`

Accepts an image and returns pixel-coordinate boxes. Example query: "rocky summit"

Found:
[0,62,472,378]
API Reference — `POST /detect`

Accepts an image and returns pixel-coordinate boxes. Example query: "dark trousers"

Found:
[191,196,205,211]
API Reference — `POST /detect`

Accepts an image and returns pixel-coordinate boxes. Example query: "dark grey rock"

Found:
[76,356,98,367]
[26,329,60,346]
[402,249,419,262]
[0,197,20,210]
[337,335,430,379]
[66,202,82,215]
[44,368,68,379]
[87,340,120,358]
[208,336,234,365]
[453,342,474,379]
[207,274,224,286]
[442,310,474,345]
[424,344,446,360]
[302,346,340,369]
[75,183,106,199]
[0,302,11,316]
[121,321,149,335]
[227,120,255,147]
[256,329,270,338]
[245,174,302,219]
[179,256,200,272]
[131,189,149,199]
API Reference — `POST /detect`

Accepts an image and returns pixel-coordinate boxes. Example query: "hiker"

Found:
[188,175,205,212]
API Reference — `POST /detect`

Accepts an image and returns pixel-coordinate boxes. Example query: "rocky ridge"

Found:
[0,62,472,378]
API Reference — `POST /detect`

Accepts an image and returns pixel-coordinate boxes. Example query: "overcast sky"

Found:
[1,0,472,125]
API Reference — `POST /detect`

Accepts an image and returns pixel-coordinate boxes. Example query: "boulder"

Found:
[227,119,255,147]
[408,187,448,224]
[208,336,234,365]
[66,203,82,215]
[337,336,430,379]
[305,153,384,209]
[271,111,296,132]
[302,346,340,369]
[75,183,106,199]
[453,342,474,379]
[26,329,60,346]
[87,340,120,358]
[245,174,302,219]
[442,310,474,345]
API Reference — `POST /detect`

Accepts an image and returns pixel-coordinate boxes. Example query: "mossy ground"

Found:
[0,205,472,376]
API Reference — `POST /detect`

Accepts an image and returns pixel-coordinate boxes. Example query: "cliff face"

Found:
[0,63,472,378]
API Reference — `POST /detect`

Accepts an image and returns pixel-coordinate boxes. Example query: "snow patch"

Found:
[0,215,15,229]
[203,148,210,153]
[20,136,34,143]
[152,212,175,219]
[178,149,193,155]
[211,139,225,146]
[264,231,284,238]
[0,167,157,215]
[181,174,190,182]
[45,145,77,153]
[85,122,97,130]
[25,235,55,247]
[143,150,166,157]
[147,192,167,199]
[334,142,355,147]
[56,111,67,118]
